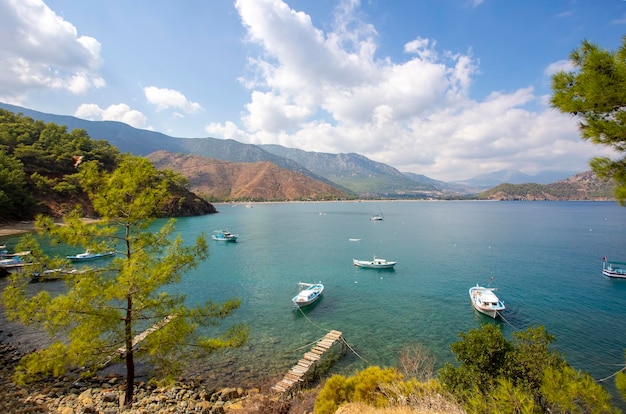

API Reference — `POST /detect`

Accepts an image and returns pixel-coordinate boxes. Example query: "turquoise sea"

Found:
[2,201,626,399]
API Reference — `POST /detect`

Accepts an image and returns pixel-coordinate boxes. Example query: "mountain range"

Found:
[0,102,590,199]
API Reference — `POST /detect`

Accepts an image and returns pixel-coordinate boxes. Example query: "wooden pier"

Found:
[271,330,343,394]
[98,315,176,369]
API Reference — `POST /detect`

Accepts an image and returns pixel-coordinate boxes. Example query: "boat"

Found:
[602,257,626,279]
[292,282,324,307]
[353,256,396,269]
[469,284,505,319]
[0,250,32,272]
[370,206,384,221]
[0,255,25,270]
[66,250,115,262]
[211,230,238,242]
[31,268,81,282]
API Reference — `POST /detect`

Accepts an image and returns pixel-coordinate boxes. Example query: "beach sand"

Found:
[0,221,37,237]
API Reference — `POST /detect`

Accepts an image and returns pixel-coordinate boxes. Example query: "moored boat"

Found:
[212,230,238,242]
[292,282,324,307]
[67,250,115,262]
[469,284,505,319]
[353,256,396,269]
[0,250,32,272]
[602,257,626,279]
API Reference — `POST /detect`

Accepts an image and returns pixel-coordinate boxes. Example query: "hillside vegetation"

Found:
[0,109,216,221]
[476,171,615,201]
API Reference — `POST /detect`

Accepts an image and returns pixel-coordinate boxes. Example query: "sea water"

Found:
[2,201,626,398]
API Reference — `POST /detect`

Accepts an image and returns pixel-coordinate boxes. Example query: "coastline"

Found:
[0,221,37,237]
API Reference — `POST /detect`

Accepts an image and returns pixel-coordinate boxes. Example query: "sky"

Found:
[1,0,625,181]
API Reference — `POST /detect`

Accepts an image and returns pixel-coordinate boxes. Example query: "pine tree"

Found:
[3,155,249,406]
[551,35,626,204]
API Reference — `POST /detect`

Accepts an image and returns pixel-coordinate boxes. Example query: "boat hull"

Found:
[292,283,324,307]
[602,269,626,279]
[602,259,626,279]
[67,252,115,262]
[212,230,238,242]
[211,235,238,242]
[353,258,396,269]
[469,285,505,319]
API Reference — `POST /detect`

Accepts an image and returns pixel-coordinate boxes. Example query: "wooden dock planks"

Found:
[271,330,343,394]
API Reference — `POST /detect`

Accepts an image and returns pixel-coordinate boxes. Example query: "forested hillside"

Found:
[0,109,216,221]
[476,171,615,201]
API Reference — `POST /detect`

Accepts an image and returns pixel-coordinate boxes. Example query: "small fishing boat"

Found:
[292,282,324,307]
[212,230,238,242]
[0,250,32,272]
[31,268,81,282]
[469,284,505,319]
[353,256,396,269]
[602,257,626,279]
[66,250,115,262]
[370,214,383,221]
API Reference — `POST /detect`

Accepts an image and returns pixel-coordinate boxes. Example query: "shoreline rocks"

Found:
[0,342,285,413]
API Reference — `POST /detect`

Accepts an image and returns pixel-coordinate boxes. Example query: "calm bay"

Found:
[2,200,626,398]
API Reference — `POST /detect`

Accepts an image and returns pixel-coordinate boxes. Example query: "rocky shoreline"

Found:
[0,341,317,413]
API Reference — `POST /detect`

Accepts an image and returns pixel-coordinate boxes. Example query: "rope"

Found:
[596,365,626,383]
[295,305,368,363]
[341,336,369,364]
[296,305,332,333]
[497,311,519,330]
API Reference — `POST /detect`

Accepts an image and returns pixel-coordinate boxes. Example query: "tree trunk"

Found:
[124,296,134,406]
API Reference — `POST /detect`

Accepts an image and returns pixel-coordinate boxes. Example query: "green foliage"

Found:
[541,365,618,413]
[439,324,513,397]
[314,366,464,414]
[616,369,626,401]
[464,378,538,414]
[0,108,122,220]
[551,35,626,205]
[314,367,403,413]
[0,149,33,218]
[2,155,248,406]
[314,374,349,414]
[439,324,619,413]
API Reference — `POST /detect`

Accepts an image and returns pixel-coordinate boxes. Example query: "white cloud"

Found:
[75,103,149,129]
[0,0,104,102]
[144,86,203,113]
[204,0,606,181]
[544,59,575,77]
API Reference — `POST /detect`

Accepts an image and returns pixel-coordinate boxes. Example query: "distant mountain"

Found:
[146,151,347,201]
[477,171,615,201]
[0,102,590,199]
[453,169,577,190]
[260,145,442,198]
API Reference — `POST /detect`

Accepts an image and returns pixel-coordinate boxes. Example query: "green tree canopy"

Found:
[3,154,248,406]
[551,36,626,204]
[438,324,617,413]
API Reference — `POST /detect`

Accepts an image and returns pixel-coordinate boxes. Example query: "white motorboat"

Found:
[469,284,505,319]
[353,256,396,269]
[292,282,324,307]
[212,230,238,242]
[602,257,626,279]
[67,250,115,262]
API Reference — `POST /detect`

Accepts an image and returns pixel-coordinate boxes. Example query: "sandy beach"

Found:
[0,221,37,237]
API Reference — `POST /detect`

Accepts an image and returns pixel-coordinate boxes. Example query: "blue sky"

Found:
[1,0,624,181]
